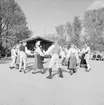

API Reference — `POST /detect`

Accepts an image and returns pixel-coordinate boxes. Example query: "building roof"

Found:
[21,36,54,43]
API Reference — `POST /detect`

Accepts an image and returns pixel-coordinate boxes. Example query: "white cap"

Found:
[36,41,41,46]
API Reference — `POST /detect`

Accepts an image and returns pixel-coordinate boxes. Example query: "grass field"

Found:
[0,58,104,105]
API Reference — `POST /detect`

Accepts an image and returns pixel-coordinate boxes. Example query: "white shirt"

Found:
[60,47,66,58]
[82,47,90,54]
[67,47,78,58]
[85,46,90,59]
[25,47,32,55]
[45,44,55,55]
[85,47,90,54]
[64,48,68,56]
[11,48,17,57]
[34,47,44,56]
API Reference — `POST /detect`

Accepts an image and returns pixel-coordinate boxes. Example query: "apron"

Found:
[68,52,77,69]
[33,53,44,70]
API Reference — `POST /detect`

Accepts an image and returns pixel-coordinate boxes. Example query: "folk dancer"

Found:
[18,42,32,73]
[9,45,17,69]
[32,41,45,74]
[80,46,87,68]
[67,44,78,75]
[45,40,63,79]
[60,45,68,66]
[15,43,21,69]
[74,46,81,68]
[83,44,91,71]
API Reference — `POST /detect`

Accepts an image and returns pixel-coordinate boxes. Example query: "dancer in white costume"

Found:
[61,45,68,66]
[18,42,32,72]
[32,41,44,73]
[83,44,91,71]
[10,45,17,69]
[67,44,78,75]
[45,41,63,79]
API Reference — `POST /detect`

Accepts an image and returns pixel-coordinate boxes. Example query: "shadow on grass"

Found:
[24,64,34,73]
[18,61,69,78]
[24,61,48,74]
[31,68,48,74]
[0,58,11,64]
[48,68,68,79]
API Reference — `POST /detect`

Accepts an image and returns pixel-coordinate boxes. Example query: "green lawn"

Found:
[0,58,104,105]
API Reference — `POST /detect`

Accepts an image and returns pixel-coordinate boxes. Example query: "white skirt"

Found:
[19,51,27,58]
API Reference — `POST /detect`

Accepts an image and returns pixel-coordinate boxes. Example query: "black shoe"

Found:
[58,68,64,78]
[19,70,22,72]
[89,68,91,71]
[70,73,73,75]
[59,75,63,78]
[46,68,52,79]
[70,70,73,75]
[41,70,45,74]
[73,69,77,73]
[86,68,91,72]
[16,67,19,69]
[32,69,36,74]
[9,67,13,69]
[10,66,15,69]
[24,70,26,74]
[46,76,52,79]
[32,71,36,74]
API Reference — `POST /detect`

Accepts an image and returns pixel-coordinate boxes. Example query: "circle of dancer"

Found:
[9,40,91,79]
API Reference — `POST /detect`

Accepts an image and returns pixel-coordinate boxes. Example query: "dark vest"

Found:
[19,45,25,52]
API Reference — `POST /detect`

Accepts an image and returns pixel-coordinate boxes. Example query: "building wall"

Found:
[26,38,53,51]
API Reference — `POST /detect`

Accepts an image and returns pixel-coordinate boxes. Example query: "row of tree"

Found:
[84,8,104,52]
[55,16,82,48]
[0,0,32,57]
[45,16,83,48]
[3,0,103,53]
[45,7,104,52]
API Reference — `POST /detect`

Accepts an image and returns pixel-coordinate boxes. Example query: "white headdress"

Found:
[36,41,41,46]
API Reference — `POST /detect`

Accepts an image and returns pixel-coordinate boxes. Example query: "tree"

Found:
[44,33,56,41]
[55,24,65,36]
[84,8,104,51]
[72,16,82,47]
[65,22,73,42]
[0,0,32,57]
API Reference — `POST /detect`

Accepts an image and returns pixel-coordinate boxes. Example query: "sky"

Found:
[16,0,103,37]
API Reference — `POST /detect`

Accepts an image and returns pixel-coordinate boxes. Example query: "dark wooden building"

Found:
[22,36,54,51]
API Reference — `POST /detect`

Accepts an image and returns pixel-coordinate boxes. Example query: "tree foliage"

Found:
[44,33,56,41]
[84,8,104,51]
[71,16,82,48]
[65,22,73,42]
[55,17,82,48]
[0,0,32,56]
[54,7,104,52]
[55,24,65,36]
